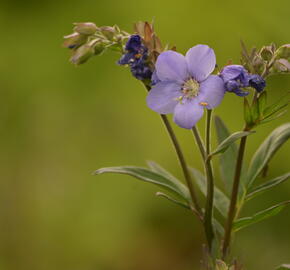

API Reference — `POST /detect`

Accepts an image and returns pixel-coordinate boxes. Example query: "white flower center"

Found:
[182,78,200,98]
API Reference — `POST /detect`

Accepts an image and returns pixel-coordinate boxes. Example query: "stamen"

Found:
[174,96,183,103]
[182,78,200,99]
[199,102,208,106]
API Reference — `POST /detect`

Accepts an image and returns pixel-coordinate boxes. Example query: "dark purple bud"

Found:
[118,52,136,65]
[249,75,266,92]
[125,35,143,52]
[131,65,152,81]
[118,34,153,81]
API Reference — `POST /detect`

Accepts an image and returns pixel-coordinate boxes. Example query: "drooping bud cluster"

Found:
[241,41,290,77]
[117,22,164,83]
[118,35,153,81]
[219,65,266,97]
[63,23,130,65]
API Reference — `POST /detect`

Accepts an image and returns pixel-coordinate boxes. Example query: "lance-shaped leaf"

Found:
[259,110,288,125]
[263,92,290,120]
[155,192,190,209]
[94,166,190,202]
[233,201,290,231]
[246,172,290,201]
[147,160,179,181]
[246,123,290,188]
[213,218,225,237]
[190,168,230,217]
[210,131,254,157]
[214,116,238,192]
[276,264,290,270]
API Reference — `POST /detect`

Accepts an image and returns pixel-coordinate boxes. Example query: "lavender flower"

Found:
[220,65,266,96]
[118,35,152,81]
[146,45,225,129]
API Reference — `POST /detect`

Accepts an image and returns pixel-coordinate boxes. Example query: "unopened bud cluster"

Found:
[241,42,290,77]
[63,22,130,65]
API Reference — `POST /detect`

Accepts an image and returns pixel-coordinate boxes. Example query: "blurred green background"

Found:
[0,0,290,269]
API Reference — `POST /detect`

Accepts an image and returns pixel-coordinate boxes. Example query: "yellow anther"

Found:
[135,53,142,59]
[174,96,183,104]
[199,102,208,106]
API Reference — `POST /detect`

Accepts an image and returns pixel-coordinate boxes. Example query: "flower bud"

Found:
[100,26,115,40]
[252,55,265,73]
[73,22,98,35]
[70,44,94,65]
[94,42,106,55]
[276,44,290,60]
[63,32,87,49]
[260,46,273,61]
[272,59,290,73]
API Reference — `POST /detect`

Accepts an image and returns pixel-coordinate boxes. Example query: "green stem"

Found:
[192,112,215,250]
[222,57,272,259]
[160,114,202,219]
[192,126,206,161]
[222,133,248,259]
[144,84,202,219]
[203,109,215,251]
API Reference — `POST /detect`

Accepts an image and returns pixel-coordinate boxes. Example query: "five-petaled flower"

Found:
[146,45,225,129]
[220,65,266,97]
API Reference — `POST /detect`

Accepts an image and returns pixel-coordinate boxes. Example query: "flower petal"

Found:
[220,65,245,82]
[156,51,189,83]
[186,45,216,82]
[146,81,181,114]
[173,99,204,129]
[198,75,225,109]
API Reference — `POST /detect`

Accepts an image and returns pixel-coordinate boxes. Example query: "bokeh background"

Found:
[0,0,290,269]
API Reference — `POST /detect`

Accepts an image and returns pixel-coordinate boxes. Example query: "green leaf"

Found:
[246,172,290,201]
[190,168,230,217]
[156,192,190,209]
[147,160,179,182]
[233,201,290,231]
[210,131,254,157]
[251,98,260,123]
[276,264,290,270]
[94,166,190,202]
[246,123,290,188]
[263,92,290,119]
[213,218,225,237]
[259,109,288,125]
[258,91,267,117]
[214,116,238,193]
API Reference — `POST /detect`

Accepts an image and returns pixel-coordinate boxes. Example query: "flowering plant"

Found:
[63,21,290,269]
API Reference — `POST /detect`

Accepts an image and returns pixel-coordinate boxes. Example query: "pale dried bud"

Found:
[273,58,290,72]
[63,32,87,49]
[276,44,290,60]
[100,26,115,40]
[94,43,106,55]
[70,43,94,65]
[252,55,265,73]
[260,46,274,61]
[73,22,98,35]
